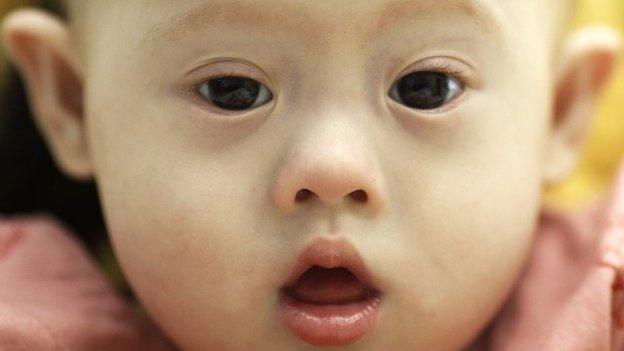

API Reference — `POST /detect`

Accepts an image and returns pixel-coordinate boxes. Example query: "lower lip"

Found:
[278,292,382,346]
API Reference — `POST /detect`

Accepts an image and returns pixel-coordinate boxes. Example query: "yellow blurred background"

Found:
[0,0,623,208]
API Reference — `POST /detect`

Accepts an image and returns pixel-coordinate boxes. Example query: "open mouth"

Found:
[278,238,383,347]
[283,265,380,304]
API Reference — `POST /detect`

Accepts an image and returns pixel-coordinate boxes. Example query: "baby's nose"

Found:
[272,157,386,214]
[271,119,387,215]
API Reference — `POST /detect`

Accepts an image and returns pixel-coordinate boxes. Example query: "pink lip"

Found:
[278,237,383,346]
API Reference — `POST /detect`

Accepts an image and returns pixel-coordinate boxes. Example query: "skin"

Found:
[2,0,620,350]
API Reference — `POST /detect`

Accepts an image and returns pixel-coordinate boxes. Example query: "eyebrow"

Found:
[141,0,507,48]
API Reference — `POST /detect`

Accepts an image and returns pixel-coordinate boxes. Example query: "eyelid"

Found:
[397,57,482,90]
[185,59,274,91]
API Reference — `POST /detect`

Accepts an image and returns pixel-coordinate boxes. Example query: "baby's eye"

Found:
[388,71,463,110]
[196,76,273,111]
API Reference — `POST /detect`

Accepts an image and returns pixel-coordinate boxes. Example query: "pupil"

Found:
[208,76,260,110]
[397,72,454,110]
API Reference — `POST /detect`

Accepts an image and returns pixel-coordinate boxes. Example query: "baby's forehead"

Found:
[131,1,562,51]
[71,0,569,38]
[142,0,501,46]
[66,0,572,66]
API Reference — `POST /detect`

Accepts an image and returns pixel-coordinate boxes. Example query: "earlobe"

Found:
[1,8,92,181]
[545,26,622,184]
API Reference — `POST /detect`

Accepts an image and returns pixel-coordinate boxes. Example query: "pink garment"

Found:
[0,214,176,350]
[4,164,624,350]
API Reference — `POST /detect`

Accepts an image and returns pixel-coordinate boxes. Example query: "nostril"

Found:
[295,189,314,202]
[294,189,368,204]
[349,190,368,203]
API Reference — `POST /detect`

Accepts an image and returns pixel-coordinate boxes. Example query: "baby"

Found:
[1,0,623,350]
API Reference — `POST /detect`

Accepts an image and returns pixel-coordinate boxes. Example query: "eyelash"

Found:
[405,61,468,84]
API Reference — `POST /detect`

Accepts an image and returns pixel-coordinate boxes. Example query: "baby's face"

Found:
[82,1,558,350]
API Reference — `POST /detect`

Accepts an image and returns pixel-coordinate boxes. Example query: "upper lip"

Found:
[282,236,378,290]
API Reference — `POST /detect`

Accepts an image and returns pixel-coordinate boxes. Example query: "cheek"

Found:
[99,171,282,349]
[387,184,539,347]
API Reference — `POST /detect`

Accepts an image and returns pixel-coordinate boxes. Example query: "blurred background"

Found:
[0,0,623,288]
[551,0,624,206]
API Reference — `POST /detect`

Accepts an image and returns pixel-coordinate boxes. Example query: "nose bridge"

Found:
[272,113,387,214]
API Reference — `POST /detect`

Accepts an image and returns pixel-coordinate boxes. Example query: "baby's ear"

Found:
[545,26,621,184]
[2,8,91,181]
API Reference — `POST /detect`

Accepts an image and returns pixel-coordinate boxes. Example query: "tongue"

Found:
[287,266,368,304]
